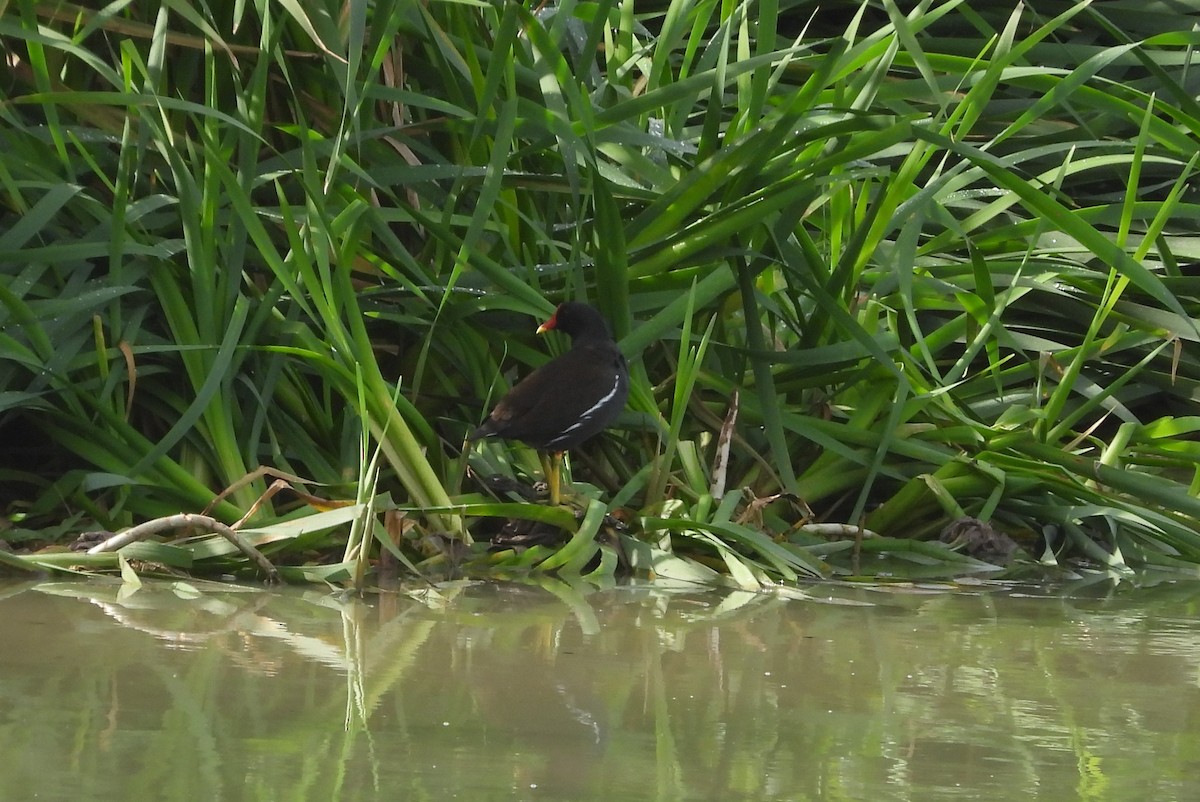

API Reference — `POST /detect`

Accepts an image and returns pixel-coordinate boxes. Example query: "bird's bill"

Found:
[535,304,562,335]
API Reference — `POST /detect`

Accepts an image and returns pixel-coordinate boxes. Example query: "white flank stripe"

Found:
[546,374,622,447]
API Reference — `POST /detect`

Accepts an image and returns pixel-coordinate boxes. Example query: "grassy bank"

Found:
[2,0,1199,586]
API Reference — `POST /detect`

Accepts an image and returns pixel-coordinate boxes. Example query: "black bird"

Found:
[469,302,629,504]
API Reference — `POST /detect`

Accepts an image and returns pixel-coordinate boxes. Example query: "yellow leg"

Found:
[539,451,565,505]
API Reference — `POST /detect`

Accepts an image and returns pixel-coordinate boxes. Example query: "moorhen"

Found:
[469,302,629,504]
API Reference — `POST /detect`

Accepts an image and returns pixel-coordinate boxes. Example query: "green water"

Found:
[1,576,1198,801]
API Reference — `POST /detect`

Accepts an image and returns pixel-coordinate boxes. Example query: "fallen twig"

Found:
[86,513,280,583]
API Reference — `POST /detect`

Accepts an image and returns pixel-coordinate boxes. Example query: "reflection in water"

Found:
[1,577,1200,801]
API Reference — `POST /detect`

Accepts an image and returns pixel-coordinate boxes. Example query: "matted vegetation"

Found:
[2,0,1200,587]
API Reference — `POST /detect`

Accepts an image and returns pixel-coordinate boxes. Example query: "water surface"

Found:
[2,576,1198,801]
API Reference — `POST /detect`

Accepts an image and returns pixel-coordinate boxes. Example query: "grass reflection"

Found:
[2,578,1200,800]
